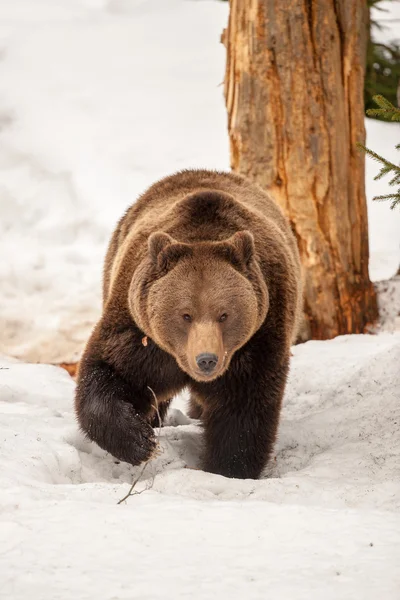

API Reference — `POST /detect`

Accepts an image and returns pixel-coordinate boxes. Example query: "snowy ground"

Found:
[1,333,400,599]
[0,0,399,363]
[1,1,400,598]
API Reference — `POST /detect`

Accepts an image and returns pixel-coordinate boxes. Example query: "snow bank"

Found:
[1,333,399,598]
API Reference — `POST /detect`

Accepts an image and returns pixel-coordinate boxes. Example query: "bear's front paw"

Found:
[107,404,158,467]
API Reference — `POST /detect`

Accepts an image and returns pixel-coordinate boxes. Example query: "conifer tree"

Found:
[365,0,400,119]
[358,95,400,209]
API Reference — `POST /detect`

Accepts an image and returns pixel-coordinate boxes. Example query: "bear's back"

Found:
[128,169,289,237]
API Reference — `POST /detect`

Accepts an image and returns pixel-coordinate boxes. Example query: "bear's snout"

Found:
[196,352,218,374]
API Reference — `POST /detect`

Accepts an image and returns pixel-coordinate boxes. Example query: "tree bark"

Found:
[223,0,378,339]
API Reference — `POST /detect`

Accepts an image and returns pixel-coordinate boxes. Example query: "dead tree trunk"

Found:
[223,0,378,339]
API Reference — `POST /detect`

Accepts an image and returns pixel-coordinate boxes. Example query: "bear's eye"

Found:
[218,313,228,323]
[183,314,192,323]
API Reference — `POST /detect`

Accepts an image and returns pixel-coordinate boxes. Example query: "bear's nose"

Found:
[196,353,218,374]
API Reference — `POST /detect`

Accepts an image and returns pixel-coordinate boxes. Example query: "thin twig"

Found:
[148,386,163,441]
[117,386,163,505]
[117,462,149,504]
[150,387,178,458]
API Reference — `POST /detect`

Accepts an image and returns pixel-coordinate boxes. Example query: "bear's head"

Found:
[129,231,269,382]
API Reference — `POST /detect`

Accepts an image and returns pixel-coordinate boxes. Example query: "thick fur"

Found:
[75,170,302,479]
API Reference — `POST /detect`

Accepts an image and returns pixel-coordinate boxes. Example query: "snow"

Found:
[1,333,400,599]
[375,269,400,335]
[1,0,400,597]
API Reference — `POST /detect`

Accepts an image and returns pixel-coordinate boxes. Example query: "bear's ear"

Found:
[230,231,255,265]
[221,230,255,268]
[148,232,174,263]
[148,231,192,272]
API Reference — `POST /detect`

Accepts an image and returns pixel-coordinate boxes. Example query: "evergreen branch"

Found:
[366,109,400,122]
[373,42,400,53]
[374,193,400,201]
[372,95,395,110]
[366,95,400,121]
[357,93,400,209]
[357,144,399,172]
[375,167,392,180]
[373,194,400,209]
[389,173,400,186]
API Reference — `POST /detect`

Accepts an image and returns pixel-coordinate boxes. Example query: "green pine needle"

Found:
[366,95,400,122]
[374,95,394,110]
[373,194,400,209]
[357,95,400,209]
[375,165,394,180]
[389,174,400,186]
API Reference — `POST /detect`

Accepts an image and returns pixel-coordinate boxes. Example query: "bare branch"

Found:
[117,386,164,504]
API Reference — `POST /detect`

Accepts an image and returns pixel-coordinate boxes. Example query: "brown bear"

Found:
[75,169,302,479]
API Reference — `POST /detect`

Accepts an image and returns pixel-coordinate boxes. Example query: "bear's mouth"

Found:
[188,360,227,382]
[180,350,230,382]
[192,368,222,382]
[175,355,224,382]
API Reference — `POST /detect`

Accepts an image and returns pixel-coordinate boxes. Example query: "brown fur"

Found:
[75,170,302,479]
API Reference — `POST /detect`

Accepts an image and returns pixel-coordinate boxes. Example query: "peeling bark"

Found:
[224,0,377,339]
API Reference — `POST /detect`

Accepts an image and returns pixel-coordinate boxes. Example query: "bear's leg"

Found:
[75,323,186,466]
[195,359,288,479]
[187,395,204,420]
[76,357,158,465]
[150,398,172,428]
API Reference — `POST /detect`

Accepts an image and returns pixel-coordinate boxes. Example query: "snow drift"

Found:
[0,333,399,599]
